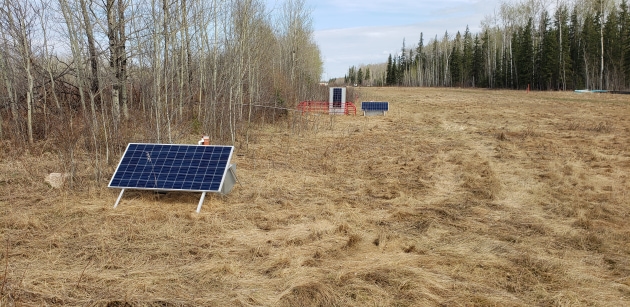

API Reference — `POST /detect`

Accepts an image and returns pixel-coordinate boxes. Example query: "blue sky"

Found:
[267,0,503,79]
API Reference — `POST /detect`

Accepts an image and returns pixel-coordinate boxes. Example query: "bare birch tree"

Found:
[80,0,99,96]
[38,0,62,111]
[0,31,18,123]
[107,0,129,124]
[0,0,38,143]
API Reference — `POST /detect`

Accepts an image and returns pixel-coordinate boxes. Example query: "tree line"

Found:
[0,0,323,181]
[349,0,630,91]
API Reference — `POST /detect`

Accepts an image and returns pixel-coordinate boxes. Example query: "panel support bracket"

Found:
[196,192,207,213]
[113,189,125,209]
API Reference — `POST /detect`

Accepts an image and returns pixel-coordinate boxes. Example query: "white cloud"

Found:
[264,0,503,79]
[315,24,461,78]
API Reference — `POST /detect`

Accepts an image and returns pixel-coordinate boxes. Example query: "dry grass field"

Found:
[1,87,629,306]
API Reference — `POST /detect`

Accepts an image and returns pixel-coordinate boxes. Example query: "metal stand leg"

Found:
[196,192,207,213]
[114,189,125,208]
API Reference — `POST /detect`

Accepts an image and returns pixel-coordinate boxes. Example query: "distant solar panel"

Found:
[109,143,234,212]
[332,88,343,108]
[361,101,389,112]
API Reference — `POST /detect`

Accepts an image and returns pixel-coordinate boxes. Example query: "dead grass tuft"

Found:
[402,244,416,253]
[567,120,614,133]
[506,253,564,293]
[560,231,604,252]
[262,257,291,277]
[343,234,362,250]
[277,281,341,307]
[572,216,593,230]
[461,156,500,200]
[496,130,508,141]
[336,223,350,234]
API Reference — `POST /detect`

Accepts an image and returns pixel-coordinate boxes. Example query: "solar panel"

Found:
[108,143,235,212]
[361,101,389,111]
[332,88,343,108]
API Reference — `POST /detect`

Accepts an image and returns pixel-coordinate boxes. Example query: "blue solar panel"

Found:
[332,88,343,108]
[361,102,389,111]
[108,143,234,192]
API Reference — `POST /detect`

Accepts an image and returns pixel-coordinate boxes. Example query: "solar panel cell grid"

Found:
[108,143,234,192]
[361,102,389,111]
[333,88,343,108]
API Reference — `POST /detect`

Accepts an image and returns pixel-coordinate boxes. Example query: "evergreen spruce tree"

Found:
[357,68,364,85]
[397,55,404,85]
[603,9,620,89]
[348,66,357,85]
[537,11,558,90]
[463,26,473,86]
[472,35,483,87]
[386,54,394,85]
[516,18,534,89]
[415,33,425,85]
[373,2,629,90]
[450,46,461,86]
[450,31,463,86]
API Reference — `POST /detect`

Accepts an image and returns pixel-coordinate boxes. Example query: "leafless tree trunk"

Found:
[38,1,61,110]
[58,0,97,185]
[211,0,219,139]
[0,33,18,122]
[151,0,162,142]
[118,0,128,119]
[0,102,3,139]
[2,0,36,143]
[162,0,173,143]
[599,0,606,89]
[107,0,128,124]
[0,47,5,139]
[107,0,121,125]
[59,0,87,114]
[442,31,451,87]
[80,0,99,96]
[279,0,320,107]
[178,0,191,120]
